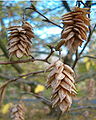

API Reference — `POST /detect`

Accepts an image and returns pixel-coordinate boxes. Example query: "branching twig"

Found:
[45,45,55,61]
[25,4,63,29]
[0,58,50,65]
[22,92,52,107]
[0,70,46,103]
[80,55,96,60]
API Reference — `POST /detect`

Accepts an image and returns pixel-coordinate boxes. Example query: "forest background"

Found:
[0,0,96,120]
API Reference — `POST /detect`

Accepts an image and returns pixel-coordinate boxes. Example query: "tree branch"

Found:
[26,4,63,29]
[80,55,96,60]
[72,49,79,69]
[61,0,71,12]
[0,58,50,65]
[23,92,52,107]
[0,70,46,103]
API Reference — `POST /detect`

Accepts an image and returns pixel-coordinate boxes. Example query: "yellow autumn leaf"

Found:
[22,76,27,79]
[91,61,95,66]
[35,84,45,93]
[1,103,12,114]
[86,62,91,70]
[84,57,89,62]
[21,72,27,79]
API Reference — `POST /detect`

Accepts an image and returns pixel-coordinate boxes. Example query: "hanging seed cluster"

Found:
[61,7,90,50]
[8,22,34,58]
[46,60,77,112]
[10,104,25,120]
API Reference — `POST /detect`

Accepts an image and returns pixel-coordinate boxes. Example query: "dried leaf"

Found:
[26,31,35,38]
[60,81,71,93]
[64,77,76,90]
[62,16,73,21]
[64,64,74,74]
[51,79,61,89]
[55,73,65,80]
[76,22,89,31]
[59,101,68,113]
[8,45,18,52]
[65,94,72,104]
[63,20,74,25]
[46,60,77,113]
[59,88,66,102]
[16,50,23,58]
[64,26,73,31]
[55,60,64,68]
[63,70,75,83]
[52,96,59,108]
[61,29,72,38]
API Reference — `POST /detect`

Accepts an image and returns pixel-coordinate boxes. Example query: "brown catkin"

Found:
[8,21,35,58]
[46,60,77,112]
[61,7,90,50]
[10,104,25,120]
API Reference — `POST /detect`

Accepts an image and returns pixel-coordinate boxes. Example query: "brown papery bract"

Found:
[10,103,25,120]
[46,60,77,113]
[61,7,90,51]
[7,21,35,58]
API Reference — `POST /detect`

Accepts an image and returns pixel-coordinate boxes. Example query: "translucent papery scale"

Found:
[46,60,77,112]
[10,104,25,120]
[61,7,90,50]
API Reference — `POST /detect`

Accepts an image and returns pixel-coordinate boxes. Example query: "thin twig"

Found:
[22,92,52,107]
[45,50,54,61]
[25,4,63,29]
[80,55,96,59]
[45,46,54,61]
[0,70,45,87]
[0,58,50,65]
[72,24,96,69]
[72,49,79,69]
[0,70,46,103]
[79,24,96,56]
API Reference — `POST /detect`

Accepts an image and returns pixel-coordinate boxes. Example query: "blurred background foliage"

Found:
[0,0,96,120]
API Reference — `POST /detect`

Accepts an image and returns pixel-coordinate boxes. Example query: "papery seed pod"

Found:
[7,21,35,58]
[10,104,25,120]
[59,7,90,51]
[46,60,77,112]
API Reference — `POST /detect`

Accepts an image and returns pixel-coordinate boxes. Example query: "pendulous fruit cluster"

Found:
[10,104,25,120]
[46,60,77,112]
[61,7,90,50]
[8,22,34,58]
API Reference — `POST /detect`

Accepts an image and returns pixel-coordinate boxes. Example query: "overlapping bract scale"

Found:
[61,7,90,50]
[10,104,25,120]
[46,60,77,112]
[8,22,35,58]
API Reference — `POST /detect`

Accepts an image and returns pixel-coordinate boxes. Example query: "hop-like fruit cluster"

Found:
[10,104,25,120]
[61,7,90,50]
[8,22,34,58]
[46,60,77,112]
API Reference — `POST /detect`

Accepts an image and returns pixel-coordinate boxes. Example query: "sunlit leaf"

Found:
[35,84,45,93]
